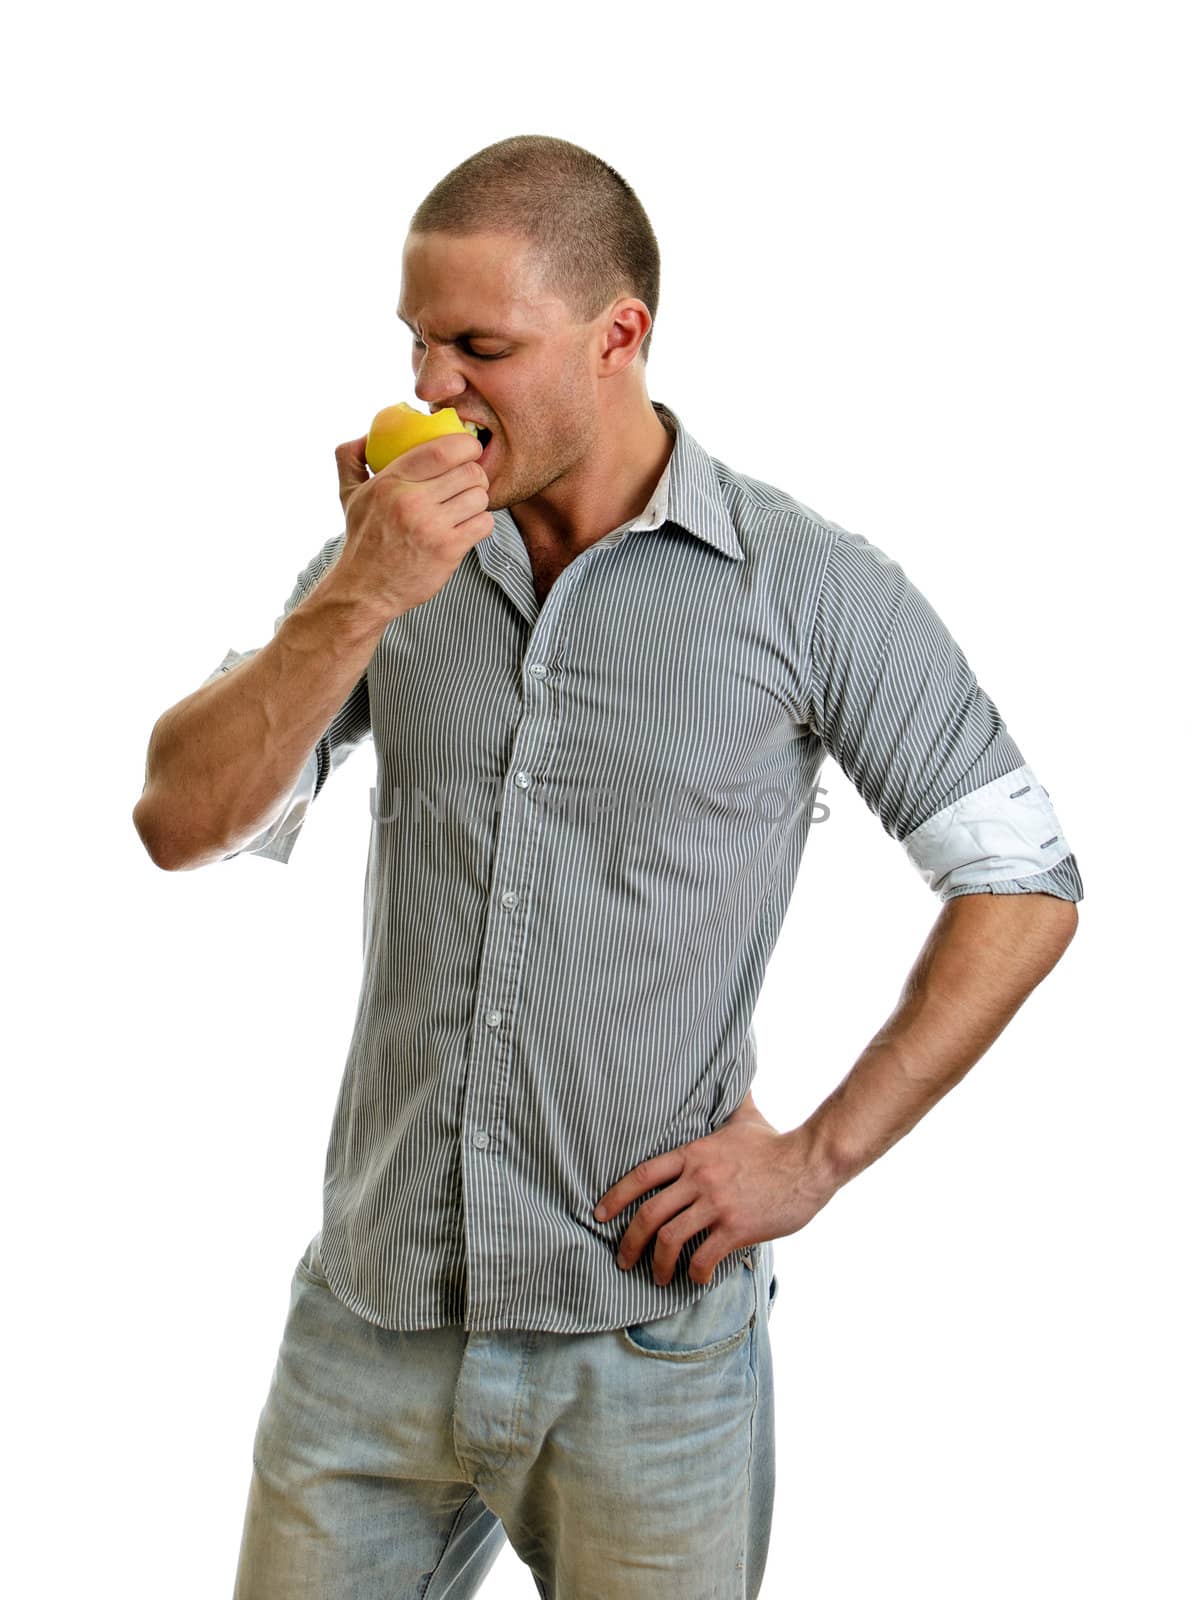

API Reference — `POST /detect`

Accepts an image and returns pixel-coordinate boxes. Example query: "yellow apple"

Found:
[365,401,480,475]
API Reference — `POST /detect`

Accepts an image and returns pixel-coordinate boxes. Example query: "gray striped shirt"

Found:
[203,399,1083,1334]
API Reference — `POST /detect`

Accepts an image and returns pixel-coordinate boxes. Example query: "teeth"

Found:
[462,421,480,438]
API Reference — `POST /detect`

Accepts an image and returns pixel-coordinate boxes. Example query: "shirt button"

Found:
[501,890,518,909]
[528,662,547,679]
[485,1009,502,1029]
[514,771,530,789]
[472,1130,490,1149]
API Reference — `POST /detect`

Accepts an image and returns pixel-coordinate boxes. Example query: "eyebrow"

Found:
[396,311,511,342]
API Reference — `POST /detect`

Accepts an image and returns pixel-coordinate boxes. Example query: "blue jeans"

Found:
[233,1232,779,1598]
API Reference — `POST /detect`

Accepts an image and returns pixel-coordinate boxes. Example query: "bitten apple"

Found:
[365,402,480,475]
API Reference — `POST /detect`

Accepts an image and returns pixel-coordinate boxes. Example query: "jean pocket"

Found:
[294,1231,329,1288]
[617,1257,756,1363]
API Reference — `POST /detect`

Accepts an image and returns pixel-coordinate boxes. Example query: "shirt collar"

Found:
[490,399,745,563]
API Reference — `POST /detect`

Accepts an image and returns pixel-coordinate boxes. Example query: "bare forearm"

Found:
[790,892,1079,1196]
[133,575,388,870]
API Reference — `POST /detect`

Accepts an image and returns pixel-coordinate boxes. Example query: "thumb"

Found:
[335,434,370,503]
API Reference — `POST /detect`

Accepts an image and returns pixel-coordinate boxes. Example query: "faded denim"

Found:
[233,1232,779,1598]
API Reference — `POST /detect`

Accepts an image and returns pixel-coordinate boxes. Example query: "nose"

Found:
[412,347,468,409]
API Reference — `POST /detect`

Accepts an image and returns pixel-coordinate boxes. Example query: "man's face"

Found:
[396,230,604,512]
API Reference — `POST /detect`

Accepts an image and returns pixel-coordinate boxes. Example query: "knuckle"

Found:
[633,1160,654,1186]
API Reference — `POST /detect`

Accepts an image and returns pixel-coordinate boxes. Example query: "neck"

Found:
[511,400,675,557]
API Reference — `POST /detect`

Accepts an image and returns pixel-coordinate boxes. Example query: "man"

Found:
[133,136,1082,1599]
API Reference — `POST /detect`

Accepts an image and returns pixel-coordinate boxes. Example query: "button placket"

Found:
[457,599,570,1327]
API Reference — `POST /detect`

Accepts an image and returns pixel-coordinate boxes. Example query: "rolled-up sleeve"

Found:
[201,532,373,865]
[808,527,1083,903]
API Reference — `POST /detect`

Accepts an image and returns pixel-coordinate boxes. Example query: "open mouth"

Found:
[477,428,493,450]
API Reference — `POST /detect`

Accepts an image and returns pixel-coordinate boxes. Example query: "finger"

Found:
[595,1148,685,1222]
[335,435,370,502]
[615,1181,697,1271]
[650,1201,715,1286]
[686,1234,736,1287]
[380,432,484,483]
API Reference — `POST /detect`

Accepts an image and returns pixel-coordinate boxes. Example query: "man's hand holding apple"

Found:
[328,428,493,623]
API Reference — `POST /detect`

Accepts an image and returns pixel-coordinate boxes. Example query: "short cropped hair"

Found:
[408,135,662,366]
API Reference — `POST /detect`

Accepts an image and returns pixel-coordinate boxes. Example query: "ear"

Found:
[598,297,652,372]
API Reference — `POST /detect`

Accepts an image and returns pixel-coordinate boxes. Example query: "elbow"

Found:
[132,795,181,871]
[134,721,184,869]
[1046,893,1079,934]
[132,794,217,872]
[1033,894,1080,971]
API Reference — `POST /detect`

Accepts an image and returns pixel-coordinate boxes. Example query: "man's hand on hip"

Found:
[593,1092,839,1286]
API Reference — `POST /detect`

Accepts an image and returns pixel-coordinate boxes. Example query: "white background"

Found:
[4,1,1186,1595]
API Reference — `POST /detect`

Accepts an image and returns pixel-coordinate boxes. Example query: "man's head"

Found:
[396,136,663,517]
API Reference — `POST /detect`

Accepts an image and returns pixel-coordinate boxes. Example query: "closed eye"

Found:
[411,337,506,361]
